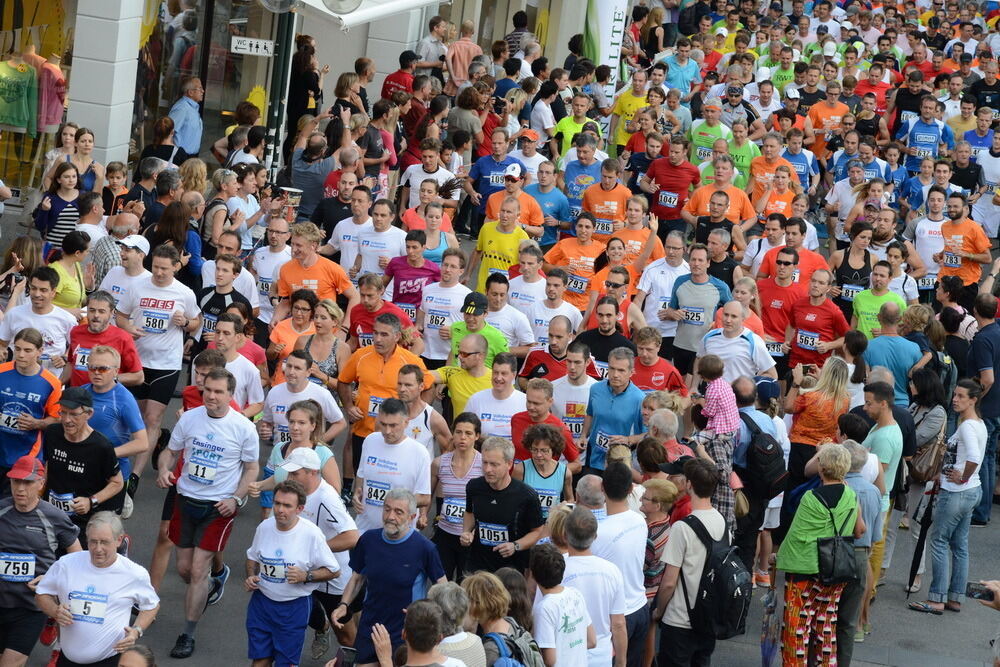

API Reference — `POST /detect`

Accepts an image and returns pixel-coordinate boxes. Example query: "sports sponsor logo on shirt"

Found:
[139,297,176,309]
[365,456,399,472]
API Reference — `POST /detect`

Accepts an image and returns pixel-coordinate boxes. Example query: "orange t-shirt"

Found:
[544,238,607,310]
[788,392,849,446]
[749,156,795,203]
[684,185,756,224]
[807,102,850,159]
[759,189,796,220]
[277,256,353,300]
[588,264,640,300]
[338,344,433,437]
[610,227,665,266]
[401,207,454,232]
[582,183,632,243]
[939,218,991,286]
[269,319,315,384]
[485,190,544,228]
[757,245,828,283]
[711,309,766,337]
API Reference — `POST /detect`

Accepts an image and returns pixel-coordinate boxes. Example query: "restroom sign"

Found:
[231,37,275,56]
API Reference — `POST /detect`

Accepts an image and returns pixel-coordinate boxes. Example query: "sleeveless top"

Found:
[423,229,447,264]
[66,155,97,192]
[304,333,340,385]
[437,451,483,535]
[855,113,880,141]
[405,403,438,454]
[522,459,566,518]
[833,248,874,320]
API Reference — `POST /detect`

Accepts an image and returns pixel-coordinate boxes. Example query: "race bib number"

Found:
[73,347,91,372]
[275,424,291,444]
[840,284,863,302]
[489,172,505,186]
[396,303,417,320]
[368,395,385,418]
[943,252,962,268]
[441,497,465,524]
[258,555,287,583]
[365,480,389,507]
[69,591,108,624]
[683,307,706,326]
[917,275,937,290]
[916,148,934,159]
[901,110,918,123]
[796,329,820,351]
[49,491,74,513]
[202,313,218,334]
[478,522,509,546]
[696,145,713,161]
[594,360,609,378]
[537,490,558,510]
[358,332,374,347]
[186,456,218,485]
[569,207,582,221]
[258,277,273,298]
[1,411,22,430]
[0,553,35,582]
[426,309,448,330]
[595,431,612,451]
[658,191,679,208]
[141,309,169,334]
[792,268,801,283]
[594,218,613,235]
[765,341,784,357]
[566,273,589,294]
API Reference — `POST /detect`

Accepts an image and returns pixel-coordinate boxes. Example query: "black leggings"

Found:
[309,590,342,631]
[433,526,469,582]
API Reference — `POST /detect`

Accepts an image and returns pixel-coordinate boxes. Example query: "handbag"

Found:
[910,422,946,484]
[813,490,858,585]
[734,488,750,518]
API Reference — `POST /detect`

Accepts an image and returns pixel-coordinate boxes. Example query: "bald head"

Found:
[877,301,902,327]
[110,212,140,238]
[732,375,756,407]
[721,300,746,334]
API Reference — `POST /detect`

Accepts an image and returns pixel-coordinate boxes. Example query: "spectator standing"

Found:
[168,77,204,156]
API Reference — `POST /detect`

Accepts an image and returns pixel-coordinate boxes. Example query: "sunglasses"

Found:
[457,350,481,358]
[775,259,797,266]
[605,281,626,289]
[87,365,117,373]
[504,175,520,182]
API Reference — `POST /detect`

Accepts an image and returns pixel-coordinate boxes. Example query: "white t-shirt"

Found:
[420,282,472,361]
[225,353,266,409]
[637,258,689,337]
[303,479,357,595]
[696,328,777,383]
[115,276,198,370]
[485,304,536,348]
[825,178,861,242]
[563,553,626,667]
[98,266,151,309]
[355,432,432,531]
[76,222,108,245]
[767,415,791,510]
[251,245,292,324]
[593,509,649,615]
[36,551,159,665]
[942,418,986,493]
[400,164,456,209]
[0,304,76,372]
[889,273,919,304]
[532,586,592,667]
[168,406,260,500]
[464,389,527,439]
[660,508,726,629]
[246,516,341,601]
[903,215,946,278]
[527,301,583,345]
[328,217,374,273]
[552,375,597,438]
[508,275,548,312]
[531,101,556,148]
[742,237,783,276]
[263,381,344,445]
[356,226,408,278]
[509,150,548,180]
[200,260,261,310]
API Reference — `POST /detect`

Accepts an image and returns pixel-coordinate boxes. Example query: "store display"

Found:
[38,56,68,133]
[0,54,39,137]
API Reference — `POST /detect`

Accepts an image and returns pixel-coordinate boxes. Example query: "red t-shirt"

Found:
[381,70,414,101]
[787,296,850,367]
[632,358,689,395]
[757,277,809,340]
[509,411,579,463]
[348,301,418,348]
[322,169,344,200]
[67,324,143,387]
[646,157,702,221]
[518,347,601,382]
[854,80,892,114]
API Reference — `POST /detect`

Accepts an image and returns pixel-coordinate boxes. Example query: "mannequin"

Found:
[0,50,38,136]
[38,54,67,134]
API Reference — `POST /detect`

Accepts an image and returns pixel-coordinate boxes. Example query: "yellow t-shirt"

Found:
[437,365,493,415]
[611,90,648,147]
[474,222,529,292]
[51,261,85,310]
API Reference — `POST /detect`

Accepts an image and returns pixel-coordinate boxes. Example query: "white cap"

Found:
[841,20,854,30]
[504,163,523,179]
[784,87,800,100]
[280,447,321,472]
[823,42,837,56]
[118,235,150,255]
[756,66,771,80]
[714,27,729,36]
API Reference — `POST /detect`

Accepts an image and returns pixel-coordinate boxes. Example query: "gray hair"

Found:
[648,409,679,439]
[841,439,869,473]
[713,154,735,169]
[155,169,182,197]
[868,365,894,385]
[87,511,125,539]
[575,474,606,509]
[708,228,732,247]
[954,140,972,152]
[666,230,686,244]
[524,41,542,58]
[374,312,403,334]
[729,118,749,129]
[482,436,515,462]
[763,131,784,145]
[137,156,166,181]
[564,505,598,550]
[87,290,117,310]
[574,132,598,149]
[384,487,417,515]
[340,147,360,165]
[468,61,488,78]
[427,582,469,636]
[607,347,635,367]
[181,77,202,95]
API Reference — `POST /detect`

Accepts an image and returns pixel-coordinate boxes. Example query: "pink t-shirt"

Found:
[384,257,441,314]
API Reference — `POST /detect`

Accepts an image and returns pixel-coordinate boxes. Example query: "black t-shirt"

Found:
[971,78,1000,112]
[358,126,385,177]
[921,31,948,51]
[120,183,156,221]
[138,143,192,168]
[44,424,122,524]
[465,476,544,573]
[0,497,79,607]
[708,256,739,289]
[625,151,654,195]
[694,216,736,249]
[195,287,252,353]
[951,162,983,195]
[574,329,636,365]
[890,87,925,132]
[796,88,825,115]
[311,196,353,244]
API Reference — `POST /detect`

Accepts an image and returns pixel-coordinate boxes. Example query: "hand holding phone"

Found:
[967,581,995,601]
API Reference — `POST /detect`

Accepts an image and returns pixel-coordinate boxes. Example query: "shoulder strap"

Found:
[677,514,714,621]
[485,633,512,659]
[813,488,856,537]
[739,411,762,435]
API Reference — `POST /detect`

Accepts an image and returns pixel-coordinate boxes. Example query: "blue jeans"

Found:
[972,416,1000,523]
[928,485,982,603]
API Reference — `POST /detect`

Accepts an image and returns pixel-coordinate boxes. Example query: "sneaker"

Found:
[207,564,231,606]
[122,493,134,520]
[170,633,196,659]
[754,570,771,587]
[972,518,989,527]
[46,649,60,667]
[126,472,140,500]
[39,618,58,646]
[311,627,332,660]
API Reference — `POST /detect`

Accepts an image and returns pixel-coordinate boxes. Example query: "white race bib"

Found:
[765,341,784,357]
[478,522,509,546]
[69,591,108,624]
[259,555,287,583]
[839,284,863,302]
[186,456,219,485]
[48,491,74,513]
[683,307,706,326]
[365,480,389,507]
[917,275,937,290]
[441,497,465,524]
[796,329,819,351]
[0,553,35,582]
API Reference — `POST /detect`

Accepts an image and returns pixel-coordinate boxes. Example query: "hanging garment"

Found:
[0,61,38,136]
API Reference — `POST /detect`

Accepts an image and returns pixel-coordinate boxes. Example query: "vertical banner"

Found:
[582,0,628,136]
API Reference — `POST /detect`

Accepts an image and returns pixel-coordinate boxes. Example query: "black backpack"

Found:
[678,515,752,640]
[737,413,788,500]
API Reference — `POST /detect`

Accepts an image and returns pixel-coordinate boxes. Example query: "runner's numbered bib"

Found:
[69,590,108,624]
[569,207,582,221]
[358,332,374,347]
[683,307,706,326]
[365,480,389,507]
[426,309,448,330]
[595,431,612,451]
[441,497,465,524]
[943,251,962,268]
[901,110,918,123]
[74,347,91,372]
[594,360,609,378]
[141,309,170,334]
[917,275,937,290]
[368,395,386,418]
[537,490,558,511]
[594,218,614,235]
[0,411,22,430]
[696,145,713,161]
[258,555,287,583]
[0,553,35,582]
[796,329,819,351]
[478,522,509,546]
[49,491,74,513]
[275,424,291,444]
[658,191,679,208]
[916,148,934,159]
[839,284,863,302]
[489,172,505,186]
[765,341,784,357]
[258,277,273,298]
[396,303,417,320]
[186,455,219,485]
[567,273,589,294]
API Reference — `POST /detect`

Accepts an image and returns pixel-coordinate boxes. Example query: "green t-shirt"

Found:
[688,119,733,165]
[852,290,907,339]
[776,485,858,574]
[729,140,761,176]
[553,116,600,157]
[863,423,903,512]
[450,321,509,367]
[771,66,795,94]
[699,162,748,189]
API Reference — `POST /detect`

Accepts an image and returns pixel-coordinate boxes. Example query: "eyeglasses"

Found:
[267,229,290,234]
[87,365,117,373]
[605,281,626,289]
[457,350,481,358]
[775,259,797,266]
[291,305,313,312]
[666,245,685,251]
[62,409,89,418]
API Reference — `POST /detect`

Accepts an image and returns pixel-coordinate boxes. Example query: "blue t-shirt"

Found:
[349,528,445,659]
[562,160,603,235]
[782,149,820,191]
[964,128,994,163]
[468,155,526,213]
[886,165,908,208]
[0,363,60,468]
[585,381,645,470]
[291,148,336,220]
[896,117,955,172]
[970,321,1000,418]
[85,382,146,479]
[829,150,859,182]
[494,78,519,99]
[664,55,702,95]
[525,183,572,247]
[860,158,893,183]
[863,335,922,406]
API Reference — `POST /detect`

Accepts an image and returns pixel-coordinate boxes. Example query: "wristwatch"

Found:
[89,496,100,510]
[512,541,521,552]
[306,569,315,583]
[230,495,247,508]
[130,625,144,638]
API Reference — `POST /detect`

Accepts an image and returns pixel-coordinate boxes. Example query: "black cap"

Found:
[658,455,695,476]
[58,387,93,410]
[462,292,488,316]
[961,53,974,62]
[928,16,941,28]
[816,24,829,35]
[769,1,782,9]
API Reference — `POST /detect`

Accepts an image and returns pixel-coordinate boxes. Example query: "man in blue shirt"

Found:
[969,293,1000,525]
[558,134,603,235]
[463,128,526,237]
[168,77,204,156]
[525,160,571,250]
[664,39,702,104]
[583,347,644,473]
[963,106,994,163]
[895,95,956,173]
[862,302,922,406]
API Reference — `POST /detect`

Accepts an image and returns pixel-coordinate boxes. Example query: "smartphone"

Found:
[340,646,358,667]
[967,582,994,601]
[493,96,507,115]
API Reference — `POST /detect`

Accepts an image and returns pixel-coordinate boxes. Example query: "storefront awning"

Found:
[298,0,451,31]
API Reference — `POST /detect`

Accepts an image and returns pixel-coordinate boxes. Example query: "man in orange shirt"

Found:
[581,159,632,243]
[755,217,828,283]
[444,20,483,96]
[934,192,992,311]
[681,155,757,229]
[485,163,544,237]
[747,133,795,203]
[273,221,359,330]
[610,196,665,265]
[807,80,850,160]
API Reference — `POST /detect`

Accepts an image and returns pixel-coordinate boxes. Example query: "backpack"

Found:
[485,618,545,667]
[677,515,752,640]
[737,413,788,500]
[932,349,958,405]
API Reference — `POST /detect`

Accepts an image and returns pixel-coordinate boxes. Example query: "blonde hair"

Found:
[315,298,344,323]
[900,303,931,335]
[643,478,679,509]
[349,113,370,133]
[462,571,510,623]
[546,502,573,549]
[642,7,666,42]
[774,165,803,196]
[180,158,208,197]
[608,444,631,465]
[802,355,850,411]
[816,442,851,481]
[731,276,761,316]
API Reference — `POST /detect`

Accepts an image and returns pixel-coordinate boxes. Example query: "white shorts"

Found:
[761,506,781,530]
